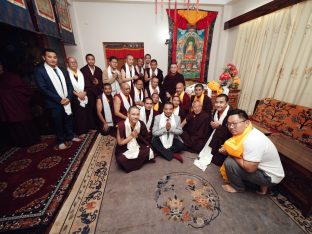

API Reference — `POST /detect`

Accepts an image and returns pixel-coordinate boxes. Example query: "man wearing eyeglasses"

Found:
[221,109,284,195]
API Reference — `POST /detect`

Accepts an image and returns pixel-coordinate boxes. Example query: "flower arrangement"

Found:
[219,63,240,89]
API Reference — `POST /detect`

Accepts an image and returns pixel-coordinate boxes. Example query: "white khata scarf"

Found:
[107,66,120,96]
[173,106,180,116]
[149,68,158,77]
[102,93,113,127]
[123,118,154,160]
[44,63,72,115]
[119,91,133,111]
[135,65,144,75]
[67,68,88,108]
[134,86,144,105]
[194,105,230,171]
[125,63,135,88]
[139,107,153,132]
[159,113,176,149]
[148,82,160,99]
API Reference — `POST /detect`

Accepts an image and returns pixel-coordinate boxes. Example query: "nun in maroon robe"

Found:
[0,65,39,147]
[116,106,154,173]
[80,54,103,130]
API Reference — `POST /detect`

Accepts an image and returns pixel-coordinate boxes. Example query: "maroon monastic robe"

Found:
[179,93,191,114]
[145,68,164,86]
[209,108,232,166]
[116,120,152,173]
[181,111,212,153]
[80,65,103,129]
[114,93,130,125]
[161,72,185,102]
[0,71,39,146]
[121,64,139,101]
[191,95,213,118]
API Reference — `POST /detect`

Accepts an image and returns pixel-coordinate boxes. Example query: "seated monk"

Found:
[139,97,155,142]
[194,94,232,171]
[144,76,160,99]
[134,79,144,109]
[191,83,213,117]
[116,106,155,173]
[180,100,211,153]
[152,102,185,163]
[96,83,115,136]
[152,93,163,115]
[175,82,191,114]
[221,109,284,195]
[172,95,186,121]
[114,83,133,124]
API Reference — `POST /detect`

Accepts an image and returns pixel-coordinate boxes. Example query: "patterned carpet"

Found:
[270,191,312,234]
[49,135,116,234]
[0,133,96,232]
[155,172,220,228]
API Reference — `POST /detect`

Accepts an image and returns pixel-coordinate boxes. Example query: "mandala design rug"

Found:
[270,191,312,234]
[49,135,116,234]
[0,133,96,232]
[155,172,220,228]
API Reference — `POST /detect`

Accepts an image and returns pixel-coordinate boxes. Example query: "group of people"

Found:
[33,48,284,195]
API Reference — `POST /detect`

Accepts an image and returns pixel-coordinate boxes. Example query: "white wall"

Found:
[65,1,226,80]
[65,0,274,81]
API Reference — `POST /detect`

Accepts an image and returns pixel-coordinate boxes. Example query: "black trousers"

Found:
[50,107,74,144]
[152,137,186,161]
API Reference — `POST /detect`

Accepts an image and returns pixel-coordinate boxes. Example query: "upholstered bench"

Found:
[251,98,312,216]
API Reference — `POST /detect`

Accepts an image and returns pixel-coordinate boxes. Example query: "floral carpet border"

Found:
[270,191,312,234]
[49,135,116,234]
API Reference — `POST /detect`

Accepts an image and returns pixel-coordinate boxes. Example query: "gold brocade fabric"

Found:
[178,10,208,25]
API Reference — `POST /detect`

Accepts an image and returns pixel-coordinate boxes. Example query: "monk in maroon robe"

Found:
[139,97,155,142]
[144,59,164,87]
[0,63,39,147]
[120,54,139,101]
[114,83,134,124]
[97,83,115,136]
[116,106,155,173]
[152,93,163,116]
[172,95,186,121]
[161,64,185,102]
[209,94,232,166]
[175,82,191,114]
[180,100,212,153]
[190,83,213,117]
[80,53,103,130]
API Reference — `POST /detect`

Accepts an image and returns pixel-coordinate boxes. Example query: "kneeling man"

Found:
[116,106,155,173]
[221,109,285,195]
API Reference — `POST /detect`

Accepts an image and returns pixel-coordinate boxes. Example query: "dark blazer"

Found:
[34,64,73,109]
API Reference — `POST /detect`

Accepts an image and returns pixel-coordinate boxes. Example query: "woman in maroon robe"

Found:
[116,106,154,173]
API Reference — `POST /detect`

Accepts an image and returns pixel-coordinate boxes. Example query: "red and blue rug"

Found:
[0,133,96,232]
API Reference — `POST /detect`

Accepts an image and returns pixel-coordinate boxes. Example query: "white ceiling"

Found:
[72,0,236,5]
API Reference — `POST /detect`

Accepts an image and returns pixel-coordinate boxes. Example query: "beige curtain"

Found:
[233,1,312,114]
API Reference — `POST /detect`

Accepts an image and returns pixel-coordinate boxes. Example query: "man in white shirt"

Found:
[222,109,285,195]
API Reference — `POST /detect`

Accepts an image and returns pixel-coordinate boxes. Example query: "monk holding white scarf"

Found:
[139,97,155,142]
[114,83,133,124]
[102,56,121,96]
[67,57,89,137]
[120,54,139,100]
[96,83,115,136]
[116,106,155,173]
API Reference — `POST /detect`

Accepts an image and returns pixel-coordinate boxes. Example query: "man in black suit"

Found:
[34,48,80,150]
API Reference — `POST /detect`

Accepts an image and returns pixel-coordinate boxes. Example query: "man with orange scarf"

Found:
[221,109,284,195]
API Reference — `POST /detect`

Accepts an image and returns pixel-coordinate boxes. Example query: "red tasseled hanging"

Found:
[155,0,158,15]
[161,0,164,9]
[187,0,190,11]
[168,0,171,10]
